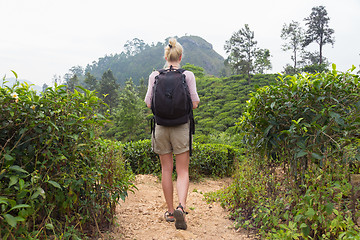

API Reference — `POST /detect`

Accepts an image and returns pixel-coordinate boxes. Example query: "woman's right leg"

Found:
[160,153,174,213]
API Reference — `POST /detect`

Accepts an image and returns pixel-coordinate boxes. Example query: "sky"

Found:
[1,0,360,87]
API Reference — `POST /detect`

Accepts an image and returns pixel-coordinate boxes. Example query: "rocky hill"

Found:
[84,35,227,85]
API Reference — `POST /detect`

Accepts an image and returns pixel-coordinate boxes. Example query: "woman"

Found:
[144,38,200,230]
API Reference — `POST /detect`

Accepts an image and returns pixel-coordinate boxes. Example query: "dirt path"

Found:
[104,175,255,240]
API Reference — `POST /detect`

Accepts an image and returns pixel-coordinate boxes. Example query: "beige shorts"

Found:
[152,122,190,155]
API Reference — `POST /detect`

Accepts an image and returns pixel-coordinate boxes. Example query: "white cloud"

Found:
[1,0,359,86]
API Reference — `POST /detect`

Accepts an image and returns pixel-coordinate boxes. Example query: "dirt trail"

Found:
[104,175,255,240]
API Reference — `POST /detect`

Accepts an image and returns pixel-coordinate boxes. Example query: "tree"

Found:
[42,83,49,93]
[224,24,271,84]
[67,74,79,92]
[98,69,119,111]
[107,78,147,141]
[137,77,147,101]
[123,38,148,57]
[303,6,335,65]
[254,49,272,74]
[84,72,98,91]
[299,51,329,73]
[52,74,62,86]
[281,21,304,72]
[69,65,84,77]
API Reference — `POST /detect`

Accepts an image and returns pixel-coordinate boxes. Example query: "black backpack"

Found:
[150,66,195,154]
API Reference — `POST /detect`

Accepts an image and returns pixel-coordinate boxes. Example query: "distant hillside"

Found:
[2,78,42,92]
[84,35,227,86]
[195,74,278,136]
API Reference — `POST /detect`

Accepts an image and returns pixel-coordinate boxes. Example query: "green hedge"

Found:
[0,78,133,239]
[122,140,241,179]
[209,66,360,238]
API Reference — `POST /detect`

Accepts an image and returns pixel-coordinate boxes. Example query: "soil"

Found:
[101,174,256,240]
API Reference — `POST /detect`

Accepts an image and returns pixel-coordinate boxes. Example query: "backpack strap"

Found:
[150,116,156,137]
[189,112,195,156]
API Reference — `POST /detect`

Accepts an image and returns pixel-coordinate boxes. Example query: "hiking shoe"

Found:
[164,211,175,222]
[173,204,187,230]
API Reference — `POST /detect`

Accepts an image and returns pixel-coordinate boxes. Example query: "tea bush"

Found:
[207,66,360,239]
[0,76,134,239]
[122,140,240,179]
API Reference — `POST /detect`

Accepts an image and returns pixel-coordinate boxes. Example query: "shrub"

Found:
[121,140,240,179]
[0,77,133,239]
[209,66,360,238]
[240,64,360,184]
[122,140,161,175]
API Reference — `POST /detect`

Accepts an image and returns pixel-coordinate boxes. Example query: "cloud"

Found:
[1,0,359,86]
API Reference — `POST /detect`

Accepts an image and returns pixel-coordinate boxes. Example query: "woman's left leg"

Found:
[175,151,190,209]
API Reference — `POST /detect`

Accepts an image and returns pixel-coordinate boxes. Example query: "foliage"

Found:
[240,64,360,182]
[195,73,278,141]
[122,140,160,175]
[121,140,240,180]
[84,72,98,91]
[299,51,330,72]
[182,63,205,78]
[104,78,148,142]
[190,143,240,179]
[66,74,79,92]
[0,76,134,239]
[301,63,329,74]
[123,38,148,57]
[303,6,335,65]
[224,24,272,83]
[281,21,304,72]
[82,35,226,87]
[254,49,272,74]
[98,69,119,111]
[207,66,360,238]
[207,159,360,239]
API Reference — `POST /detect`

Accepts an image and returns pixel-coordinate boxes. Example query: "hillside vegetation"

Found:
[195,73,278,136]
[207,65,360,239]
[84,35,227,86]
[1,65,359,239]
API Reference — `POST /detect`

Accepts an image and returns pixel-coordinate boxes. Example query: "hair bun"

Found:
[169,38,177,48]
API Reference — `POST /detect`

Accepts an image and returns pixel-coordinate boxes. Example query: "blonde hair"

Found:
[164,38,183,62]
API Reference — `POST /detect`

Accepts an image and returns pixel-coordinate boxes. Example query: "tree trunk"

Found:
[319,35,323,65]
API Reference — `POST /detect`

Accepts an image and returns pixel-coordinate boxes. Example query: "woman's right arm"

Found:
[144,71,159,108]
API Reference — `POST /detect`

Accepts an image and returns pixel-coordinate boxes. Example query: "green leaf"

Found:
[47,180,62,189]
[300,223,307,228]
[19,178,25,190]
[0,197,10,205]
[9,165,28,174]
[4,214,17,227]
[4,154,14,161]
[305,208,315,218]
[332,63,336,71]
[15,216,25,222]
[300,223,310,236]
[264,125,273,137]
[31,187,45,199]
[10,204,31,211]
[311,153,323,160]
[9,176,18,187]
[325,203,334,215]
[45,223,54,230]
[296,150,307,158]
[11,70,18,79]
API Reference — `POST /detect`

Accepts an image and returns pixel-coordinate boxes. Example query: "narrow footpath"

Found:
[103,175,255,240]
